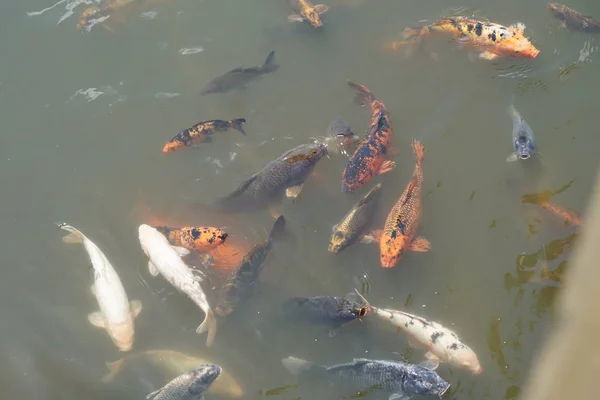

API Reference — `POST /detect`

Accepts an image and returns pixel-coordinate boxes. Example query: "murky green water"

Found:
[1,0,598,398]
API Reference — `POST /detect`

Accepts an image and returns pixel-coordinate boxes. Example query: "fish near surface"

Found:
[398,17,540,60]
[507,104,536,162]
[146,364,221,400]
[281,294,367,327]
[162,119,247,153]
[288,0,329,28]
[154,225,228,252]
[77,0,139,31]
[329,183,382,254]
[200,50,278,95]
[323,116,360,155]
[58,223,142,352]
[216,216,286,317]
[547,3,600,32]
[102,349,244,398]
[281,356,449,399]
[342,80,396,193]
[138,224,217,347]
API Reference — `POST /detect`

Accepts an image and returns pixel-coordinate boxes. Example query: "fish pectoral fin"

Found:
[506,153,519,162]
[287,13,305,22]
[420,357,440,371]
[90,284,96,296]
[286,184,304,201]
[87,311,106,328]
[101,360,123,383]
[148,260,160,277]
[377,160,396,175]
[146,387,164,400]
[407,338,421,348]
[171,245,191,257]
[424,351,442,362]
[389,393,409,400]
[130,300,143,318]
[360,229,382,244]
[62,232,83,244]
[409,237,431,252]
[479,51,499,60]
[314,4,329,14]
[269,202,283,219]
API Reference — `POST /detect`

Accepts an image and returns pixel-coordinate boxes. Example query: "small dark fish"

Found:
[281,357,449,399]
[282,295,367,326]
[216,216,286,316]
[547,3,600,32]
[162,119,247,153]
[507,104,536,162]
[327,117,354,138]
[215,142,328,213]
[200,50,279,95]
[146,364,222,400]
[329,183,382,254]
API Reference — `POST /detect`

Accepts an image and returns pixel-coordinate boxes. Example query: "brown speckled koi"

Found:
[342,80,396,193]
[288,0,329,28]
[547,3,600,32]
[154,226,228,252]
[162,119,246,153]
[77,0,138,31]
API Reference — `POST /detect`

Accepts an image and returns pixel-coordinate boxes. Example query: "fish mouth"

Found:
[357,307,367,318]
[519,154,531,160]
[218,233,229,242]
[438,383,451,398]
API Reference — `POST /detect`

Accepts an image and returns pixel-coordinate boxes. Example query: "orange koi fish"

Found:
[392,17,540,60]
[162,119,246,153]
[153,226,228,252]
[539,201,582,226]
[288,0,329,28]
[342,80,396,193]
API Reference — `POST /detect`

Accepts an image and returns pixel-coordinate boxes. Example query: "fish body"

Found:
[547,3,600,32]
[507,104,536,162]
[162,119,247,153]
[77,0,138,30]
[58,223,141,352]
[154,226,228,252]
[216,142,328,213]
[379,139,430,268]
[146,364,221,400]
[329,183,382,254]
[401,17,540,60]
[200,51,278,95]
[288,0,329,28]
[282,356,449,398]
[216,216,286,316]
[281,295,367,326]
[342,81,396,193]
[102,349,244,398]
[138,224,217,347]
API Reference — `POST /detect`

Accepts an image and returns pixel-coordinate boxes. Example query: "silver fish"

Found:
[507,104,536,162]
[146,364,222,400]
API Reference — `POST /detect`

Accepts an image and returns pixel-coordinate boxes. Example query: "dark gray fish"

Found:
[146,364,222,400]
[507,104,536,162]
[282,357,449,400]
[328,183,382,254]
[327,117,354,138]
[282,294,367,326]
[200,50,279,95]
[547,3,600,32]
[215,142,328,213]
[216,216,286,317]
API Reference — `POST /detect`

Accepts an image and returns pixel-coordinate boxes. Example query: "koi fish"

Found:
[288,0,329,28]
[507,104,536,162]
[282,294,367,327]
[397,17,540,60]
[77,0,138,31]
[539,201,582,226]
[162,119,247,153]
[548,3,600,32]
[153,226,228,252]
[146,364,221,400]
[58,223,142,352]
[342,80,396,193]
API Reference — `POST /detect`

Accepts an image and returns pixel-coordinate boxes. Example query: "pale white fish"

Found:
[137,224,216,347]
[58,223,142,352]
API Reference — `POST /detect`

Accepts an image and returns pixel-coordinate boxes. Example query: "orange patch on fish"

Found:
[153,226,228,252]
[540,201,582,227]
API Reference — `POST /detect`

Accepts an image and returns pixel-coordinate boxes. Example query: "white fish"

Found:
[356,291,481,374]
[138,224,216,347]
[58,223,142,352]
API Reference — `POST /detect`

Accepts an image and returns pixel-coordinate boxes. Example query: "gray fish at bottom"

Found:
[281,357,449,400]
[507,104,536,162]
[146,364,222,400]
[200,50,279,95]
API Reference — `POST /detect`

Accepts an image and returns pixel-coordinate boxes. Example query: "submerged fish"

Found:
[77,0,138,31]
[215,142,328,214]
[329,183,382,254]
[281,294,367,326]
[216,216,286,316]
[146,364,221,400]
[328,117,354,139]
[154,225,229,252]
[288,0,329,28]
[162,119,247,153]
[102,349,244,398]
[138,224,217,347]
[539,201,582,226]
[342,81,396,193]
[396,17,540,60]
[507,104,536,162]
[547,3,600,32]
[58,223,142,352]
[200,50,279,95]
[281,356,450,399]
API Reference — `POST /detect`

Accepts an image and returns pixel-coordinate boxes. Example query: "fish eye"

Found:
[312,150,317,155]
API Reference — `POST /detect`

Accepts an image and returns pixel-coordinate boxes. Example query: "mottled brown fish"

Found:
[154,226,228,252]
[162,119,247,153]
[77,0,139,31]
[288,0,329,28]
[547,3,600,32]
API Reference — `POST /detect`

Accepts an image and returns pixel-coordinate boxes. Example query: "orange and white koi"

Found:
[288,0,329,28]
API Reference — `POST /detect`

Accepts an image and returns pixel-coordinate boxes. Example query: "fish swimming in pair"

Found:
[214,142,328,214]
[342,80,396,193]
[102,349,244,398]
[162,119,247,153]
[507,104,536,162]
[282,294,367,327]
[548,3,600,32]
[58,223,142,352]
[288,0,329,28]
[329,183,382,254]
[216,216,286,317]
[138,224,217,347]
[200,50,278,95]
[394,17,540,60]
[281,356,449,400]
[146,364,221,400]
[154,226,228,252]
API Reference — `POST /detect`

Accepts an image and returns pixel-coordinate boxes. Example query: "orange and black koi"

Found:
[153,225,228,252]
[288,0,329,28]
[162,119,246,153]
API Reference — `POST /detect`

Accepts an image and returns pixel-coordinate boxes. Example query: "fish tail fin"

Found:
[384,25,428,56]
[260,50,278,73]
[229,118,247,135]
[196,308,217,347]
[281,356,320,377]
[411,139,425,164]
[269,215,286,241]
[346,80,375,106]
[101,359,124,383]
[57,223,85,244]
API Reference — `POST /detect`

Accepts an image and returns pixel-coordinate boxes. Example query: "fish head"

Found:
[328,230,349,254]
[188,364,223,395]
[191,227,229,251]
[450,347,483,374]
[162,141,184,153]
[303,8,324,27]
[514,135,535,160]
[546,3,564,17]
[283,142,328,167]
[379,235,407,268]
[496,23,540,59]
[404,364,450,397]
[108,322,135,352]
[77,6,109,30]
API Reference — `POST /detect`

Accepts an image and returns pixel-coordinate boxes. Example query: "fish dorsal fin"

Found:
[146,387,163,400]
[352,358,372,365]
[508,22,526,34]
[223,174,259,199]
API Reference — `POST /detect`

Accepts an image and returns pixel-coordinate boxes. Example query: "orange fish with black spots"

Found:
[288,0,329,28]
[391,17,540,60]
[162,119,246,153]
[342,80,396,193]
[153,226,228,252]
